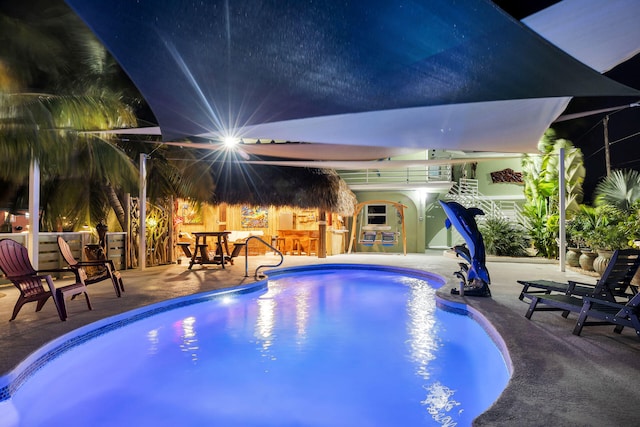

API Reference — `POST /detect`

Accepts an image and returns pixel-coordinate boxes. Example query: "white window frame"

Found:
[366,204,387,225]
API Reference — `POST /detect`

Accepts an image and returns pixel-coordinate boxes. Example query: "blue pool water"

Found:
[3,265,510,426]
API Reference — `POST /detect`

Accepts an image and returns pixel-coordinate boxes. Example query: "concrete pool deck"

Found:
[1,252,639,426]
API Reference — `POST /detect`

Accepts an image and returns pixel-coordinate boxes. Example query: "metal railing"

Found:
[243,236,283,279]
[338,166,452,186]
[446,179,525,225]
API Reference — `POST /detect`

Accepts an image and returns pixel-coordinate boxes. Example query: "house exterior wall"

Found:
[474,157,525,199]
[349,155,527,252]
[350,191,421,254]
[425,198,452,249]
[174,201,348,257]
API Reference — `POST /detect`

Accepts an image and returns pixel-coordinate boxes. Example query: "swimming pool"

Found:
[0,264,510,426]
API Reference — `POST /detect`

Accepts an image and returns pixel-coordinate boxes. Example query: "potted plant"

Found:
[570,205,600,271]
[565,215,584,268]
[585,205,629,276]
[620,201,640,285]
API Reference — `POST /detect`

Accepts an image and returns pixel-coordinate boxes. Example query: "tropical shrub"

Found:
[567,205,600,248]
[584,170,640,250]
[521,129,585,258]
[587,207,628,250]
[594,169,640,212]
[620,200,640,247]
[522,199,559,258]
[480,217,530,257]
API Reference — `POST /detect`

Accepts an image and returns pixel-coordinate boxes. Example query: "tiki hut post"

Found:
[319,210,327,258]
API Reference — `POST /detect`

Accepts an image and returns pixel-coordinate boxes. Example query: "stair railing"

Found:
[446,179,525,225]
[243,236,284,279]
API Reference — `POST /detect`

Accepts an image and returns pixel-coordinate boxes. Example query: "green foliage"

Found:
[480,217,529,257]
[574,168,640,250]
[521,129,585,258]
[522,200,559,258]
[0,2,215,232]
[0,2,141,231]
[566,205,599,248]
[620,201,640,247]
[569,203,635,251]
[585,205,630,251]
[594,169,640,212]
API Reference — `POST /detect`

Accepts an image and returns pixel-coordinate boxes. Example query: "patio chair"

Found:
[57,236,124,298]
[573,291,640,338]
[177,242,194,259]
[361,231,376,246]
[518,249,640,301]
[381,232,396,246]
[0,239,91,321]
[226,241,246,264]
[522,249,640,321]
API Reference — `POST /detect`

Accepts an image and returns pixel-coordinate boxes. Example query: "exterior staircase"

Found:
[445,179,525,226]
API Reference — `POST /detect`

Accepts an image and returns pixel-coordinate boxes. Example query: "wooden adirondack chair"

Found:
[0,239,91,321]
[57,237,124,297]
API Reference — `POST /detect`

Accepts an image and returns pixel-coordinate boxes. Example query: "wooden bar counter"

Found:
[276,230,319,256]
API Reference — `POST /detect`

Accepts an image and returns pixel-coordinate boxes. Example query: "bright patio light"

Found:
[223,135,240,147]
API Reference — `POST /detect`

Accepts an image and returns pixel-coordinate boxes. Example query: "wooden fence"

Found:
[0,232,126,283]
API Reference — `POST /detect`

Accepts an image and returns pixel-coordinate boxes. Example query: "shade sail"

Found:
[66,0,640,153]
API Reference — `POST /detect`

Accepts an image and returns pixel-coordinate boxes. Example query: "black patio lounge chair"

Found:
[573,292,640,338]
[522,249,640,322]
[518,249,640,301]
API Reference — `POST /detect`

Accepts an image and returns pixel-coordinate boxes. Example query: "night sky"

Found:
[496,0,640,202]
[4,0,636,202]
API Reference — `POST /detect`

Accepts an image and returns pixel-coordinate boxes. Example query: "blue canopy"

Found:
[66,0,640,153]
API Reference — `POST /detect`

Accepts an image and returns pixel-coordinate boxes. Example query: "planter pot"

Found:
[633,267,640,287]
[593,249,614,277]
[578,250,597,272]
[566,247,582,268]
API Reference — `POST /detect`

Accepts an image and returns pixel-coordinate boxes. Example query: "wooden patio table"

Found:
[189,231,231,269]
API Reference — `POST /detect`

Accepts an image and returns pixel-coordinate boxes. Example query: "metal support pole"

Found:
[559,148,566,272]
[28,159,40,269]
[139,154,148,270]
[603,115,611,177]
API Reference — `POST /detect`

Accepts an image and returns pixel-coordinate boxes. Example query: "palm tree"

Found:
[594,169,640,212]
[521,129,586,257]
[0,1,142,231]
[1,0,350,239]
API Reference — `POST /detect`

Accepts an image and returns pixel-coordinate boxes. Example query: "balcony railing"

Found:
[338,166,452,188]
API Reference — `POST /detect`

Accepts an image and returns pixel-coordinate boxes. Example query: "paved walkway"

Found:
[1,252,639,426]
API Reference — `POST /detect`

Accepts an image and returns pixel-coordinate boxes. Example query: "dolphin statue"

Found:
[439,200,491,296]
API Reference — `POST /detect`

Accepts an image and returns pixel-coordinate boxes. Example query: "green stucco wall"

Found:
[473,157,525,198]
[350,191,420,254]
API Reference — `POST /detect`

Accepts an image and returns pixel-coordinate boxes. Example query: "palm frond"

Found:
[594,169,640,212]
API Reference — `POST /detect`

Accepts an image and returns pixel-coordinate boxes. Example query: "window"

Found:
[366,204,387,225]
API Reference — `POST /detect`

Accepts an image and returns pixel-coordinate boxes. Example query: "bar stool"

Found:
[291,237,303,255]
[275,236,286,253]
[307,237,319,256]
